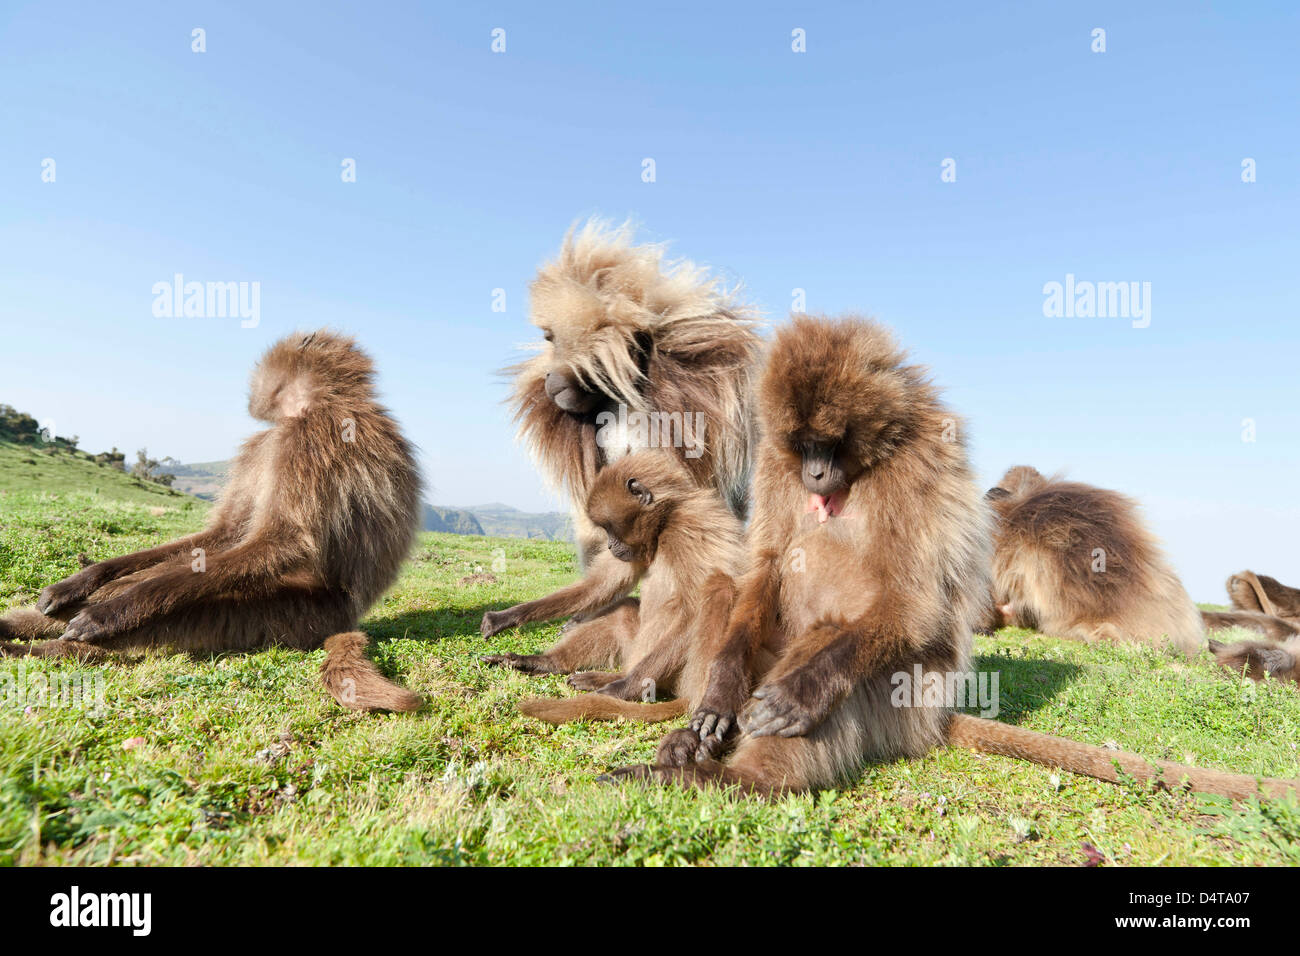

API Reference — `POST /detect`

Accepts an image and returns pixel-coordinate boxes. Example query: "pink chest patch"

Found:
[805,491,849,524]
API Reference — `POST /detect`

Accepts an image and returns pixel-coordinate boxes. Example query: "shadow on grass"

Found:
[963,652,1083,724]
[363,605,517,644]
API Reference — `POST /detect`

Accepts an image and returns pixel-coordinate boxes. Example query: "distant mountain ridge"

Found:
[422,505,485,535]
[154,458,573,541]
[168,460,230,501]
[168,460,230,477]
[449,502,573,542]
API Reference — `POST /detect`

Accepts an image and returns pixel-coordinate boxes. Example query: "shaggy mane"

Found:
[507,220,761,515]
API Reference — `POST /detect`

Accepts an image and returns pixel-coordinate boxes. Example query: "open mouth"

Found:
[805,490,849,524]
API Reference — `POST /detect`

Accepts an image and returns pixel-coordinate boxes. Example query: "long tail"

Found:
[519,694,687,725]
[320,632,422,712]
[1228,570,1280,617]
[947,713,1299,801]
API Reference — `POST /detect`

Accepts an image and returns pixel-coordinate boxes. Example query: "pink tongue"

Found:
[805,492,846,523]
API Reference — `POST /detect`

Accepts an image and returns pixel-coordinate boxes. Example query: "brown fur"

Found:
[520,695,689,724]
[1228,570,1300,619]
[1204,570,1300,684]
[983,466,1204,656]
[0,330,422,712]
[1202,609,1299,642]
[1207,635,1299,685]
[481,222,760,641]
[602,315,1298,802]
[321,632,422,711]
[490,450,744,727]
[945,713,1296,800]
[1202,570,1300,643]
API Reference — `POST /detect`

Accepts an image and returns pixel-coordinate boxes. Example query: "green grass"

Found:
[0,439,188,506]
[2,455,1299,865]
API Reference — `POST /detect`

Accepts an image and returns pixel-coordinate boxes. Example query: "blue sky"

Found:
[1,1,1296,600]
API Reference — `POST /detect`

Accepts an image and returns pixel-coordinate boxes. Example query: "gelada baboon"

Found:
[1208,633,1300,685]
[480,221,760,641]
[603,316,1297,800]
[496,450,745,724]
[1226,570,1300,620]
[1203,570,1300,642]
[1205,570,1300,683]
[0,330,421,712]
[982,466,1204,656]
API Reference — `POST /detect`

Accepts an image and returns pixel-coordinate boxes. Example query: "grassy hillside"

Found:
[0,440,208,604]
[2,459,1299,865]
[0,440,191,507]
